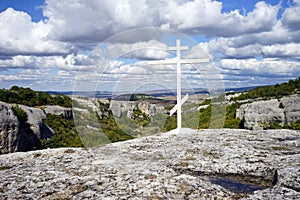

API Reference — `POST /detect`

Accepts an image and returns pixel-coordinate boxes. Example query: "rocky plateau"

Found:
[0,128,299,199]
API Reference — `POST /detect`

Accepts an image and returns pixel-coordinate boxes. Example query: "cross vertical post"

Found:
[146,39,210,131]
[176,40,182,129]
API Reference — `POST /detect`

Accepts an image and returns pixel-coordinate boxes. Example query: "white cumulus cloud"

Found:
[0,8,73,56]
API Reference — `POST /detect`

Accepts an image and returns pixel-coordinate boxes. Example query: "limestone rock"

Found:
[44,105,73,120]
[281,95,300,123]
[109,100,164,119]
[19,105,54,139]
[0,101,20,153]
[0,101,54,154]
[0,129,299,199]
[236,95,300,130]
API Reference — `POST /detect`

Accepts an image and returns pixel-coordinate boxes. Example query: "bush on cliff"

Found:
[41,114,83,148]
[96,101,133,142]
[11,105,28,123]
[0,86,72,107]
[233,77,300,101]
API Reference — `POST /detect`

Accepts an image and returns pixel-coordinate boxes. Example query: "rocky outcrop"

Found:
[0,101,54,154]
[281,96,300,123]
[109,100,165,118]
[0,101,21,153]
[236,95,300,130]
[0,128,299,199]
[44,105,73,120]
[19,105,54,139]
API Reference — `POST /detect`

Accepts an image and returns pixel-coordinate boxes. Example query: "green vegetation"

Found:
[262,122,282,130]
[0,166,12,171]
[287,120,300,130]
[233,77,300,101]
[41,114,84,148]
[114,93,156,101]
[199,99,211,106]
[0,86,72,107]
[223,103,243,128]
[96,101,133,142]
[162,115,177,131]
[198,106,211,129]
[132,107,151,127]
[11,105,28,123]
[271,146,290,151]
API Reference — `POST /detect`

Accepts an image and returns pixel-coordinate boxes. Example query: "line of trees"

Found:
[0,86,72,107]
[233,77,300,101]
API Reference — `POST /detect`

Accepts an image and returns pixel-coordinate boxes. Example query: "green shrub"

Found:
[224,103,243,129]
[96,101,133,142]
[133,108,151,127]
[162,115,177,131]
[0,86,72,107]
[42,114,84,148]
[11,106,27,123]
[234,77,300,101]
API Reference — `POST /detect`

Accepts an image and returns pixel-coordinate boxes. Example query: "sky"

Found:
[0,0,300,92]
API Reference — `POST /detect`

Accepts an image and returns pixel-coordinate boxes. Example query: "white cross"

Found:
[147,39,209,131]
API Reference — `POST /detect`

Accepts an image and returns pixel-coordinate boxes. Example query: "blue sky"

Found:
[0,0,299,91]
[0,0,45,22]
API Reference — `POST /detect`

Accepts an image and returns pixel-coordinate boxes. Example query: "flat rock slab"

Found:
[0,128,299,199]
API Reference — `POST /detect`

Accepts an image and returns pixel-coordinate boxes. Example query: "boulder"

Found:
[281,96,300,123]
[236,99,285,130]
[236,95,300,130]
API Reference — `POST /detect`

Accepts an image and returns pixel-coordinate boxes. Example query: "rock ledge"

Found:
[0,128,299,199]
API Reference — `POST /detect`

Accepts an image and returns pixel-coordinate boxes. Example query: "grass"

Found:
[64,149,75,153]
[144,174,157,180]
[33,152,42,158]
[0,166,12,171]
[175,162,189,167]
[183,156,197,161]
[271,146,290,151]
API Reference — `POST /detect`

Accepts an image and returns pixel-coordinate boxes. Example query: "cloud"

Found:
[161,1,280,37]
[106,40,168,60]
[42,0,281,43]
[1,0,300,91]
[220,58,300,78]
[262,43,300,59]
[44,0,156,43]
[218,58,300,88]
[0,8,73,56]
[281,1,300,31]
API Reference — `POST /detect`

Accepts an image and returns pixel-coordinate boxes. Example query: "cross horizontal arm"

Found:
[147,59,178,65]
[168,46,189,51]
[147,58,209,65]
[181,58,210,64]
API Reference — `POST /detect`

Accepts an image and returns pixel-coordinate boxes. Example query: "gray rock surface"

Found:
[44,105,73,120]
[0,101,20,153]
[0,128,299,199]
[281,95,300,123]
[19,105,54,139]
[109,101,165,118]
[0,101,54,154]
[236,95,300,130]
